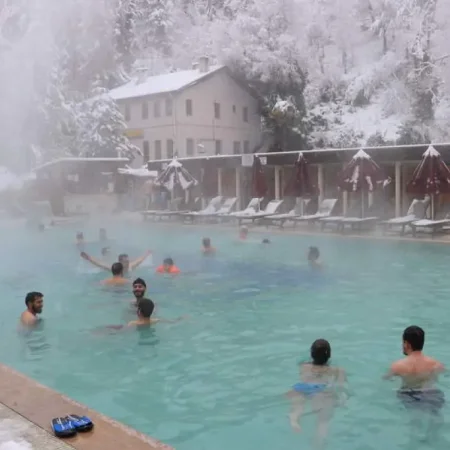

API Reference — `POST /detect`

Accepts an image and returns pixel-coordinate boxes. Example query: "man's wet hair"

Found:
[133,277,146,288]
[202,238,211,247]
[403,326,425,351]
[25,292,43,307]
[111,262,123,276]
[101,247,110,256]
[262,238,270,244]
[164,257,174,266]
[308,246,320,260]
[76,232,84,240]
[137,298,155,318]
[310,339,331,365]
[118,253,129,261]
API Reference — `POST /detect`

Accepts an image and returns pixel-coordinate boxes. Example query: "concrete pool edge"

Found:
[0,364,174,450]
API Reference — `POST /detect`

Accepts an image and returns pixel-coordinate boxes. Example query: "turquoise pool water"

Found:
[1,218,450,450]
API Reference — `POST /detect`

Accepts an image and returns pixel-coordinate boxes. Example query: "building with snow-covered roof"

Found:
[109,57,262,165]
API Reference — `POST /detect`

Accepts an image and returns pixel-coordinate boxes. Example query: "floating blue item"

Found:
[292,382,327,396]
[65,414,94,431]
[51,417,76,438]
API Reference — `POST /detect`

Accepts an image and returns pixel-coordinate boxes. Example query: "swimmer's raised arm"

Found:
[80,252,109,271]
[130,250,152,270]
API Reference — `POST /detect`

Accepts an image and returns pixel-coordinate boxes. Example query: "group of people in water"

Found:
[20,225,444,449]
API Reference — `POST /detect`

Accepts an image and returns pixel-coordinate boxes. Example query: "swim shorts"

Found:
[397,389,445,414]
[293,383,328,396]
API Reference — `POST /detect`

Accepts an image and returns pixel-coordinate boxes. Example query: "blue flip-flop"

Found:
[51,417,76,438]
[65,414,94,432]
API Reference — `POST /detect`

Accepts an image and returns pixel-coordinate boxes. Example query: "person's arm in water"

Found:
[80,252,110,271]
[130,250,152,270]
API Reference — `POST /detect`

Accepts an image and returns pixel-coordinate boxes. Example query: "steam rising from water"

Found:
[0,419,32,450]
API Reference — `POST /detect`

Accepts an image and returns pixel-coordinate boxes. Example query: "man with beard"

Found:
[131,278,147,306]
[20,292,44,326]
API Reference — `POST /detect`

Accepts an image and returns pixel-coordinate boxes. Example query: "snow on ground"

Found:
[309,96,407,147]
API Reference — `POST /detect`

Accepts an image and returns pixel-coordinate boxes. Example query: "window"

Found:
[233,141,241,155]
[215,140,222,155]
[154,140,162,160]
[142,102,148,119]
[186,99,193,116]
[154,101,161,118]
[165,98,172,116]
[243,140,250,154]
[232,105,236,114]
[166,139,174,159]
[143,141,150,162]
[214,102,221,119]
[124,104,130,121]
[186,138,194,156]
[243,106,248,122]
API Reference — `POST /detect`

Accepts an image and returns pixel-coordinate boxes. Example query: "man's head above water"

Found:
[118,253,130,271]
[111,262,124,277]
[25,291,44,315]
[132,277,147,298]
[308,246,320,261]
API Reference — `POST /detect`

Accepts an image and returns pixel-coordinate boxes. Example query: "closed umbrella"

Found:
[407,145,450,219]
[252,155,268,199]
[338,149,388,217]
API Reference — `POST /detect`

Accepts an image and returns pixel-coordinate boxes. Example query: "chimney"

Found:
[198,56,209,73]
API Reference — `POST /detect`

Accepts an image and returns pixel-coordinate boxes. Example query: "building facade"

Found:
[109,58,262,166]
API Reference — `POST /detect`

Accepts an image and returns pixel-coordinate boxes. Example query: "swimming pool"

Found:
[1,218,450,450]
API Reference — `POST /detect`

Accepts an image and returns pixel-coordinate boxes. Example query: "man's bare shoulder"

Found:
[20,311,37,326]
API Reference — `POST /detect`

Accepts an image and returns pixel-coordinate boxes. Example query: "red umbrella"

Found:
[252,155,268,198]
[338,149,387,192]
[407,145,450,218]
[338,149,388,217]
[284,152,319,197]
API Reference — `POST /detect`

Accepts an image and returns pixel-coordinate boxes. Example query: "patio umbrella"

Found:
[406,145,450,218]
[252,155,268,199]
[154,158,198,192]
[338,149,388,217]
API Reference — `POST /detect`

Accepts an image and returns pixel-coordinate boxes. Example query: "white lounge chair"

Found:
[291,198,337,225]
[263,199,311,228]
[141,198,186,221]
[181,196,224,222]
[409,208,450,237]
[199,197,237,218]
[221,198,262,218]
[236,199,284,225]
[381,198,430,235]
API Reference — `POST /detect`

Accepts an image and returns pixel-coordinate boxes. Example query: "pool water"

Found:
[1,218,450,450]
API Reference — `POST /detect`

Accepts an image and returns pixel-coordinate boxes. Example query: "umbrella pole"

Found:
[300,197,304,216]
[431,194,435,219]
[361,190,364,218]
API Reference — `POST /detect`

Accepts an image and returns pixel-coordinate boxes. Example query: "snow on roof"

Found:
[118,165,158,177]
[423,145,440,158]
[353,149,371,160]
[109,66,225,101]
[168,158,182,168]
[33,157,130,172]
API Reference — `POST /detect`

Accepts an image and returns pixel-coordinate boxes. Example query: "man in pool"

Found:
[80,250,151,274]
[308,246,322,269]
[156,257,180,274]
[20,292,44,326]
[286,339,346,449]
[202,237,216,255]
[131,277,147,306]
[384,326,445,424]
[239,226,248,240]
[101,262,130,286]
[128,298,159,326]
[76,232,85,250]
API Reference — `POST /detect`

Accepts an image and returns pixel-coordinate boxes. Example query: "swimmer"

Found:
[76,232,84,245]
[101,247,110,258]
[384,326,445,437]
[308,246,322,269]
[262,238,270,244]
[131,277,147,306]
[202,237,216,255]
[101,262,130,286]
[80,250,151,274]
[239,226,248,240]
[156,257,180,274]
[286,339,346,449]
[20,292,44,327]
[99,228,107,242]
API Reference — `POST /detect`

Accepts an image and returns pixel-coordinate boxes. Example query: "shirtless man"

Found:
[384,326,445,439]
[308,246,322,270]
[131,278,147,306]
[201,238,216,255]
[101,262,130,286]
[20,292,44,326]
[80,250,151,274]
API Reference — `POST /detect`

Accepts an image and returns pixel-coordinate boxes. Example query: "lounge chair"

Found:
[220,197,262,219]
[380,198,430,235]
[290,198,338,226]
[141,198,185,221]
[197,197,237,220]
[180,196,224,222]
[262,199,311,228]
[319,203,363,232]
[236,199,284,225]
[409,208,450,237]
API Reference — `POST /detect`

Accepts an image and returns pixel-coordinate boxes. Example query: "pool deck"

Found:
[0,365,173,450]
